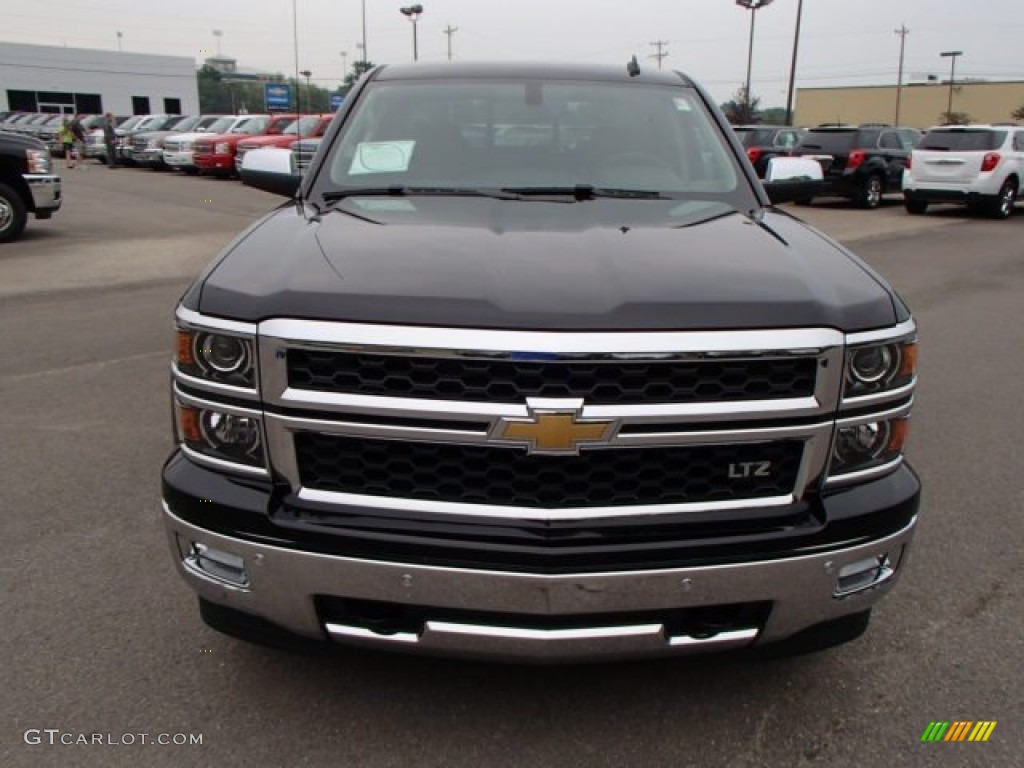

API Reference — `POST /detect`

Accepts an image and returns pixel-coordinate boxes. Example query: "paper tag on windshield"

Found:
[349,141,416,175]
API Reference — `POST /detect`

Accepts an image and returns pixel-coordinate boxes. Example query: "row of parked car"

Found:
[733,122,1023,218]
[2,109,1020,220]
[0,110,331,178]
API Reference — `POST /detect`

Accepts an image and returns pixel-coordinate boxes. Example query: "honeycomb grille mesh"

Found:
[295,434,803,509]
[286,351,817,405]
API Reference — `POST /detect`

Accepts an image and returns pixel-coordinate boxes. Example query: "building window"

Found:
[132,96,150,115]
[74,94,103,114]
[163,97,182,114]
[7,90,37,111]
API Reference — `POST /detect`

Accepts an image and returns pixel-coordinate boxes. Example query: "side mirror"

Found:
[240,147,300,197]
[762,157,824,205]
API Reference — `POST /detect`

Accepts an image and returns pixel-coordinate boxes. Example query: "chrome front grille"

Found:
[295,434,804,508]
[286,349,818,405]
[257,320,844,520]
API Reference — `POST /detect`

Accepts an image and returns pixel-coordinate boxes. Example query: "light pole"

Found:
[300,69,312,114]
[212,29,223,56]
[940,50,963,120]
[400,5,424,61]
[784,0,803,126]
[894,26,910,125]
[340,50,348,79]
[735,0,773,121]
[361,0,368,63]
[116,30,123,52]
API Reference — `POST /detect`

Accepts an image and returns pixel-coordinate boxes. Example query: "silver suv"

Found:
[903,125,1023,219]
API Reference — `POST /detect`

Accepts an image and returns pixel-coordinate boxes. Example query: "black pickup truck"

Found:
[0,130,62,243]
[793,126,922,208]
[163,62,920,663]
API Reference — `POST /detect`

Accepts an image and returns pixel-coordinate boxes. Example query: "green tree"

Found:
[720,87,761,125]
[342,60,376,93]
[939,110,972,125]
[1012,104,1024,121]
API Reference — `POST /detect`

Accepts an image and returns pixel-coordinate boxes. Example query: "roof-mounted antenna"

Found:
[627,55,641,77]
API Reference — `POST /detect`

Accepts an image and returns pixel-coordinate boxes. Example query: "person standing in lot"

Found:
[58,119,76,169]
[70,115,87,169]
[102,113,118,168]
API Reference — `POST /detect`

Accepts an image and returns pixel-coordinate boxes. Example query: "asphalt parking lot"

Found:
[1,166,1021,768]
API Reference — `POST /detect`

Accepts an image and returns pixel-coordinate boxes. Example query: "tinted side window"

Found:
[776,131,799,148]
[879,132,901,149]
[897,130,918,150]
[1014,132,1024,152]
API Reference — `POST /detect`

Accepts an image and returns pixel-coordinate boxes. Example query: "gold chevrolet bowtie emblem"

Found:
[492,408,617,455]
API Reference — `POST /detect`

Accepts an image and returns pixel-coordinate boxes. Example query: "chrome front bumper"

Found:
[164,505,916,662]
[23,174,62,214]
[164,151,195,167]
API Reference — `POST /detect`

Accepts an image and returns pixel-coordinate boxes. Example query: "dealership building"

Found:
[0,41,199,115]
[795,80,1024,129]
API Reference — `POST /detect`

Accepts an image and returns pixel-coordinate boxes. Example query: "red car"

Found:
[193,114,291,176]
[234,114,334,173]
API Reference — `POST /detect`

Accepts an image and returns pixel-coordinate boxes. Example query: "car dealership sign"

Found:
[264,83,292,112]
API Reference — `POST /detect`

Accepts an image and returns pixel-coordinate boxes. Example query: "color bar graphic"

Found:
[921,721,996,742]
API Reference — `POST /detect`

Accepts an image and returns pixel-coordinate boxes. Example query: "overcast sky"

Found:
[5,0,1022,104]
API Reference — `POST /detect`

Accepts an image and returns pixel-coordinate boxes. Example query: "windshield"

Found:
[270,118,297,135]
[234,116,270,134]
[284,116,322,136]
[166,115,196,131]
[120,116,144,130]
[205,116,236,133]
[319,79,747,205]
[920,129,1005,151]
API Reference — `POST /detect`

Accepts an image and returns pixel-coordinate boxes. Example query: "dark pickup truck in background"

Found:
[0,130,62,243]
[164,61,920,663]
[793,125,922,208]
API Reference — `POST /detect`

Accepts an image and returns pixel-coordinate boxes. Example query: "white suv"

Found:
[903,125,1023,219]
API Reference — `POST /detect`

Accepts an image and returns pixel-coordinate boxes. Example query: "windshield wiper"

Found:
[321,186,520,206]
[500,185,674,201]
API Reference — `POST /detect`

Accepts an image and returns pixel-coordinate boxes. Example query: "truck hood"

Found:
[196,198,897,331]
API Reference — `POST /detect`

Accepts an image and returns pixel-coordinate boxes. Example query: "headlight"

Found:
[25,149,52,174]
[214,142,230,154]
[181,141,193,151]
[843,340,916,398]
[176,328,256,388]
[829,416,909,479]
[147,138,162,149]
[176,401,265,469]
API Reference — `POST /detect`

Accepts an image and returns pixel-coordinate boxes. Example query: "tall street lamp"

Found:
[299,69,313,114]
[940,50,963,119]
[735,0,773,120]
[116,30,123,52]
[400,5,424,61]
[212,29,223,56]
[361,0,368,63]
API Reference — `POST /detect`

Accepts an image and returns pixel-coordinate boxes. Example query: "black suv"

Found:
[732,125,803,178]
[793,125,921,208]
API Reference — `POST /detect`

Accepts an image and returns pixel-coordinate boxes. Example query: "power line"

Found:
[649,40,668,69]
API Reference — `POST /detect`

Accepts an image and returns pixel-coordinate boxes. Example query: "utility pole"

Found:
[784,0,804,126]
[649,40,669,70]
[443,25,458,61]
[894,25,909,125]
[940,50,963,120]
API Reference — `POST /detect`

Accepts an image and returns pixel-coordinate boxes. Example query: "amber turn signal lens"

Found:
[887,418,910,453]
[177,330,195,366]
[179,405,202,443]
[899,342,918,378]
